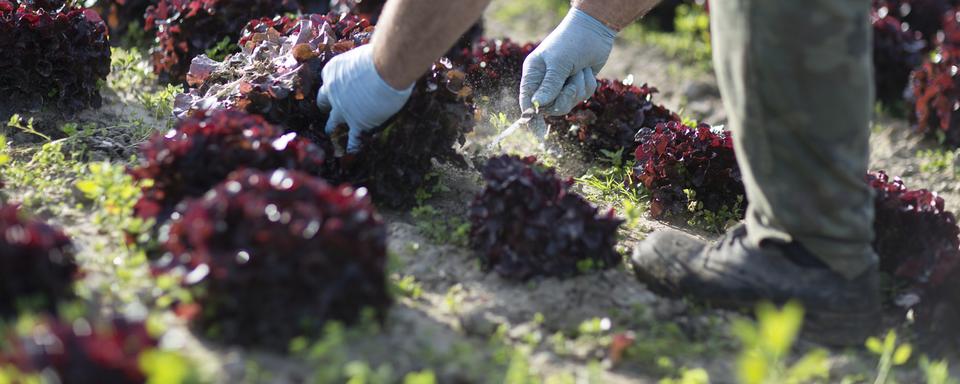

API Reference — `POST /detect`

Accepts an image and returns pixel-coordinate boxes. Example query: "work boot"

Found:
[631,225,881,347]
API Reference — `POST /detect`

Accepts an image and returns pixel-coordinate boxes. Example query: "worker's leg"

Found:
[712,0,877,278]
[631,0,880,346]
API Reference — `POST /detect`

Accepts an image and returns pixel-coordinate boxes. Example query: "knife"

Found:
[486,107,548,151]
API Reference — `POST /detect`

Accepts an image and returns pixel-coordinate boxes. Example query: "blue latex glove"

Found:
[519,8,616,116]
[316,44,413,153]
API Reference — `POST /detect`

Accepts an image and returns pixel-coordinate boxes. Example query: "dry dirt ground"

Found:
[1,1,959,383]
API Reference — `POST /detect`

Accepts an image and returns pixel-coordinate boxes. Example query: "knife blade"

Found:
[487,108,547,151]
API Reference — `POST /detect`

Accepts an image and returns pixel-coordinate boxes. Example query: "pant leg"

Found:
[710,0,878,279]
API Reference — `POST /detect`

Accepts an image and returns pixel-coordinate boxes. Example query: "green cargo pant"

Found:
[710,0,878,279]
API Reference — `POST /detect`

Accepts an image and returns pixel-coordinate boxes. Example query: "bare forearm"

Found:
[373,0,491,89]
[573,0,661,31]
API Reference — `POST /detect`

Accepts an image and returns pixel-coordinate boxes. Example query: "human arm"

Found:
[372,0,492,89]
[317,0,490,152]
[574,0,660,31]
[519,0,662,115]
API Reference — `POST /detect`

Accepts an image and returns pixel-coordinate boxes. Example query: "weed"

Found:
[576,150,644,208]
[733,302,831,384]
[443,284,466,314]
[503,349,539,384]
[6,115,50,141]
[403,370,438,384]
[72,163,187,310]
[204,36,239,62]
[60,122,97,138]
[576,149,651,233]
[410,205,471,247]
[391,275,424,300]
[139,84,182,121]
[491,0,568,30]
[108,47,180,126]
[75,162,154,237]
[414,172,452,206]
[108,47,154,98]
[621,3,712,71]
[0,141,85,213]
[490,112,511,133]
[622,305,727,375]
[659,367,710,384]
[917,148,957,175]
[920,357,957,384]
[139,350,202,384]
[0,135,8,168]
[685,190,744,233]
[294,322,370,383]
[865,330,913,384]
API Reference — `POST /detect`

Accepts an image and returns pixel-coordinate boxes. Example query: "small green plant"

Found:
[659,367,710,384]
[6,115,50,141]
[503,349,540,384]
[139,84,182,120]
[0,365,41,384]
[59,121,102,141]
[620,305,726,375]
[75,162,154,237]
[413,172,451,206]
[293,320,427,384]
[390,274,424,300]
[576,258,598,273]
[342,361,393,384]
[108,47,155,97]
[0,141,85,212]
[578,317,612,336]
[622,3,712,71]
[204,36,239,62]
[920,357,957,384]
[410,205,470,247]
[917,149,957,175]
[490,112,511,133]
[139,349,202,384]
[443,284,466,314]
[733,301,830,384]
[685,190,744,233]
[491,0,568,32]
[119,20,152,49]
[0,135,9,167]
[108,47,180,123]
[865,330,912,384]
[576,149,644,208]
[403,370,437,384]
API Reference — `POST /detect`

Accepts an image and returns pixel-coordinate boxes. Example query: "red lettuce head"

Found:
[549,78,680,160]
[458,38,536,98]
[0,204,77,319]
[910,6,960,146]
[0,317,158,384]
[176,12,375,135]
[144,0,299,83]
[90,0,153,42]
[633,121,744,218]
[158,169,390,349]
[868,171,960,295]
[130,110,325,223]
[469,155,623,280]
[872,9,925,103]
[0,2,110,119]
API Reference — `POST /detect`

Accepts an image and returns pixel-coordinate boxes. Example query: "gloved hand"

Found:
[519,7,616,116]
[316,44,413,153]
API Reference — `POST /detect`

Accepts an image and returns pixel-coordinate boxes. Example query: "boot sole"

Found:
[802,307,881,347]
[631,259,881,348]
